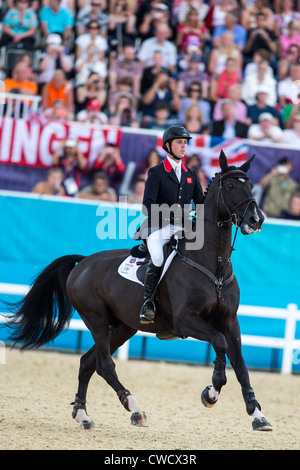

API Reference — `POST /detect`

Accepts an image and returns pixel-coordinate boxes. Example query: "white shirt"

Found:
[241,73,277,106]
[137,38,177,68]
[248,124,283,142]
[283,129,300,145]
[75,33,108,59]
[167,156,182,182]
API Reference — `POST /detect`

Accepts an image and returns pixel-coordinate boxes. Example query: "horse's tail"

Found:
[5,255,85,350]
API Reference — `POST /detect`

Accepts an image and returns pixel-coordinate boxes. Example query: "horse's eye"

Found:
[227,183,233,190]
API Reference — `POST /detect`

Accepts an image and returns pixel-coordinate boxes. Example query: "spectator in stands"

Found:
[17,52,36,81]
[140,50,165,95]
[75,20,108,61]
[42,98,73,121]
[205,0,235,32]
[75,0,108,36]
[41,69,74,114]
[278,20,300,58]
[244,49,273,78]
[241,0,274,31]
[76,71,107,113]
[211,100,249,138]
[283,113,300,144]
[38,33,73,89]
[1,87,28,118]
[182,103,207,134]
[127,177,146,204]
[244,11,277,61]
[213,84,247,123]
[282,99,300,129]
[242,60,277,106]
[248,112,284,143]
[208,30,243,75]
[137,23,177,72]
[141,68,181,122]
[177,35,205,72]
[277,44,300,81]
[279,192,300,220]
[52,139,87,196]
[259,157,297,218]
[210,57,240,102]
[32,168,65,196]
[108,0,137,53]
[178,81,211,125]
[108,93,140,127]
[74,42,107,88]
[176,6,209,52]
[107,76,136,114]
[212,11,247,51]
[278,61,300,108]
[136,148,161,179]
[109,44,143,100]
[93,143,125,192]
[4,61,38,95]
[176,54,209,99]
[274,0,300,36]
[0,0,38,49]
[144,102,179,130]
[76,98,108,124]
[139,2,171,41]
[40,0,74,44]
[77,172,117,202]
[246,85,280,126]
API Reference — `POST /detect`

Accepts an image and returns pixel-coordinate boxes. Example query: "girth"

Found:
[174,245,235,299]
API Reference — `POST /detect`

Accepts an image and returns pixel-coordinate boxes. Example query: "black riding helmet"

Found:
[162,125,192,160]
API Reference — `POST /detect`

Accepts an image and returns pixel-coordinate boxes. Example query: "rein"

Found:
[175,169,256,300]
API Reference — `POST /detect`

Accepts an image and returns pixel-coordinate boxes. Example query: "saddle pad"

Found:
[118,250,177,286]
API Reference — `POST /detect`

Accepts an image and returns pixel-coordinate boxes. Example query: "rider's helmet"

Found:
[162,125,192,153]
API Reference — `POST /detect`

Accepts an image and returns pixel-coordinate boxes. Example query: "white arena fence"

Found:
[0,282,299,374]
[0,92,41,119]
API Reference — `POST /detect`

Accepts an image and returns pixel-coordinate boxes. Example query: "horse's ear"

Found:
[240,154,255,173]
[219,150,228,172]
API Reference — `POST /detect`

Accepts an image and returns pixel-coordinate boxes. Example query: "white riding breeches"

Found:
[147,224,182,267]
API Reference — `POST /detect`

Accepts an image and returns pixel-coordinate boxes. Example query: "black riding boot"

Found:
[139,261,161,324]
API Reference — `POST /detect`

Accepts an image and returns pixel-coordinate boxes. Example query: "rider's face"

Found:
[168,138,188,159]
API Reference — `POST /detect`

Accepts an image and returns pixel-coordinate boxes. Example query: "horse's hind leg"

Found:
[71,345,97,429]
[225,317,272,431]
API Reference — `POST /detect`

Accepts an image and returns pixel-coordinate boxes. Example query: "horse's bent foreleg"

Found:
[225,317,272,431]
[173,308,228,408]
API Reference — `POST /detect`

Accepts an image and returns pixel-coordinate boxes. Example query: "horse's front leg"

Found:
[225,316,272,431]
[173,308,228,408]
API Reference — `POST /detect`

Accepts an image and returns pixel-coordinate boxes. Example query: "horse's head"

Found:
[217,150,264,235]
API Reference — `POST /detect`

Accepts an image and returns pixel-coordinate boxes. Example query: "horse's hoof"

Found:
[131,411,148,427]
[201,386,218,408]
[80,419,95,430]
[252,417,273,431]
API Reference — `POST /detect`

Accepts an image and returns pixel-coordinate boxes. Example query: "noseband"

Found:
[218,170,257,227]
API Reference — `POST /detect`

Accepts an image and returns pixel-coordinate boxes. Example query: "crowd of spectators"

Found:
[1,0,300,219]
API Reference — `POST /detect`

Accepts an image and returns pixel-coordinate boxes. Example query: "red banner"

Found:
[0,118,122,168]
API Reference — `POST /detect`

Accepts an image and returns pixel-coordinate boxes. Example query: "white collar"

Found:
[167,156,182,170]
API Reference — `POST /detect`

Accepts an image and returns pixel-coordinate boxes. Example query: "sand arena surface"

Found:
[0,348,299,450]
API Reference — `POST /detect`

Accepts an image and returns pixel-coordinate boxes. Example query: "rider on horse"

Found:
[138,125,204,324]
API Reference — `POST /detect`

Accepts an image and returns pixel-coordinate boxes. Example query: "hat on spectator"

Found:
[186,36,201,47]
[87,99,101,111]
[189,54,202,63]
[155,3,169,10]
[255,85,269,96]
[46,34,62,46]
[258,112,273,122]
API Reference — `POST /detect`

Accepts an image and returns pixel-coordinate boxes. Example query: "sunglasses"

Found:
[189,88,201,92]
[88,25,100,29]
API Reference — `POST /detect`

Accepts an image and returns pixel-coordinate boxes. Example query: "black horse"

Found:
[5,151,272,431]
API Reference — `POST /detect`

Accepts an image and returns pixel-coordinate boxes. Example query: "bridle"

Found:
[218,169,257,228]
[174,169,259,301]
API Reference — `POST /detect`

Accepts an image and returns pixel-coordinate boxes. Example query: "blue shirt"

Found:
[3,8,38,34]
[40,6,74,34]
[213,25,247,48]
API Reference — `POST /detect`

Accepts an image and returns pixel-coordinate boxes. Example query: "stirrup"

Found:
[139,300,156,324]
